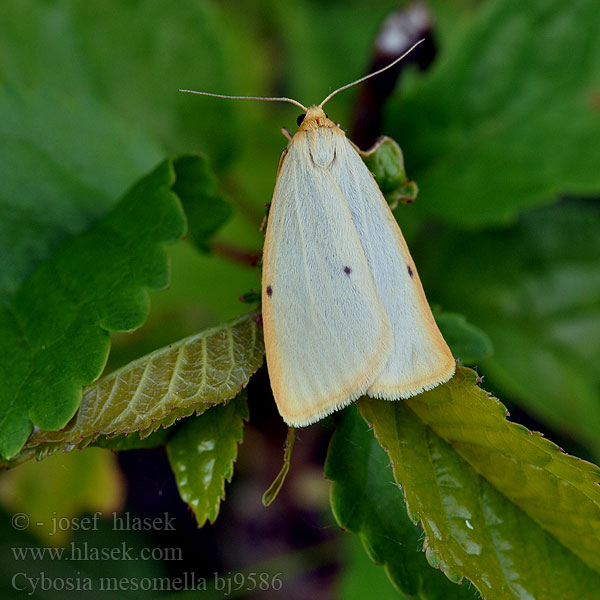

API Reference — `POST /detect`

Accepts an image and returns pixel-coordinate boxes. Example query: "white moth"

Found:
[181,41,455,427]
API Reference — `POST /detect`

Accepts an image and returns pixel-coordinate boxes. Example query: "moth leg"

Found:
[259,212,268,232]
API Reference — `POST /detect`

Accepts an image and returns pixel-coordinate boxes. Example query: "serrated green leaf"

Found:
[419,200,600,456]
[325,406,479,599]
[389,0,600,226]
[360,368,600,600]
[435,312,493,366]
[14,311,263,464]
[167,394,248,527]
[172,155,232,253]
[0,158,188,459]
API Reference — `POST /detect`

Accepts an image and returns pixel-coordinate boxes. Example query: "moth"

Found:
[181,41,455,426]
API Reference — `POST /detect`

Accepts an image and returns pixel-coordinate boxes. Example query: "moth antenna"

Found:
[319,38,425,108]
[179,89,307,112]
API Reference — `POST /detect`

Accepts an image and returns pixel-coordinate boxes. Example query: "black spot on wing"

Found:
[407,265,414,278]
[266,285,273,297]
[344,266,351,275]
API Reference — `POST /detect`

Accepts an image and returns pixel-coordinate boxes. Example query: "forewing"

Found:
[262,133,391,426]
[331,136,455,398]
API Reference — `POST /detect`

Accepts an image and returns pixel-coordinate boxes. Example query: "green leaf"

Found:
[360,137,419,207]
[360,368,600,599]
[172,155,233,252]
[14,311,263,464]
[419,200,600,456]
[435,312,493,366]
[0,158,188,459]
[326,406,479,599]
[167,394,248,527]
[389,0,600,226]
[0,85,162,305]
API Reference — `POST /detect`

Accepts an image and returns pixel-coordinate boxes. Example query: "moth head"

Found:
[296,106,333,131]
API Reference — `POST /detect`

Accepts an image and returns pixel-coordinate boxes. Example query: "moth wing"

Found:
[331,136,455,398]
[262,134,392,426]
